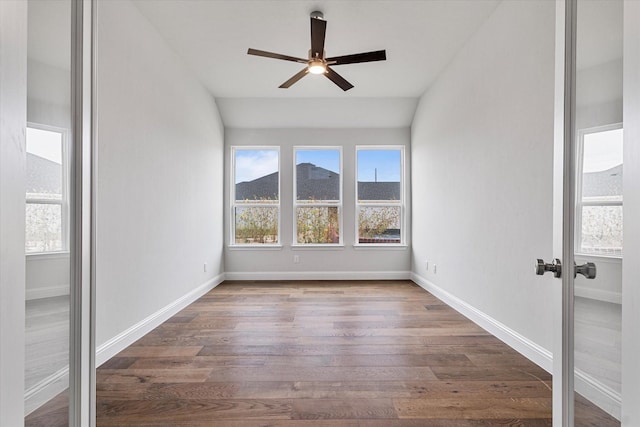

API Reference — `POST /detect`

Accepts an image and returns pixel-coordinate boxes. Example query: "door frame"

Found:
[69,0,96,425]
[552,0,577,425]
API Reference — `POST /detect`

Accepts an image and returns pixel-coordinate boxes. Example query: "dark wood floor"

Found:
[26,280,620,426]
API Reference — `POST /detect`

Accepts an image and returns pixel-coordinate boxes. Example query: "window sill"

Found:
[26,251,70,260]
[291,244,345,251]
[227,245,283,251]
[353,244,408,250]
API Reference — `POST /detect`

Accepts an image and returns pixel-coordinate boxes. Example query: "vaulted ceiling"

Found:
[131,0,501,128]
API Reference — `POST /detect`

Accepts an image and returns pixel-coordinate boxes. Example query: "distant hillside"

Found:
[235,162,400,201]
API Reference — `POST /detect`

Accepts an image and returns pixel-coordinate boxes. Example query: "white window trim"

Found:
[575,123,623,258]
[354,145,405,247]
[293,146,343,247]
[229,146,281,247]
[25,123,70,255]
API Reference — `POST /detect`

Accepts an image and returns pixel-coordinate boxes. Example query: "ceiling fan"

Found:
[247,11,386,91]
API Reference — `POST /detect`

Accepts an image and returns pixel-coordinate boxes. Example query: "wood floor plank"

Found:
[205,366,438,382]
[291,398,397,420]
[430,366,552,382]
[393,397,552,419]
[117,346,204,358]
[97,398,293,422]
[98,368,213,383]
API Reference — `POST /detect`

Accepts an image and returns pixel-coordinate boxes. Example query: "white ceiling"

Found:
[131,0,501,128]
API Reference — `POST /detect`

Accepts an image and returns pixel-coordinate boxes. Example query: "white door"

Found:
[550,0,624,425]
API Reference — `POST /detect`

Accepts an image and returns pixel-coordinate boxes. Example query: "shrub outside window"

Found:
[231,147,280,245]
[294,147,342,245]
[356,147,403,245]
[25,125,69,254]
[576,125,623,257]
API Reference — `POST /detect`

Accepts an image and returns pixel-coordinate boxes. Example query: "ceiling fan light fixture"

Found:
[308,60,326,74]
[247,11,386,91]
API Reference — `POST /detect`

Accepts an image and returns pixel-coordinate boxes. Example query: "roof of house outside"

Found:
[358,182,401,201]
[27,153,62,196]
[583,164,622,198]
[235,170,279,201]
[235,163,401,202]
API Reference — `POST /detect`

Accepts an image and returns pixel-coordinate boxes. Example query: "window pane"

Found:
[234,206,278,244]
[358,206,401,244]
[580,205,623,256]
[357,149,401,201]
[25,203,63,253]
[582,128,623,201]
[296,206,339,244]
[234,149,279,202]
[26,127,63,200]
[296,149,340,202]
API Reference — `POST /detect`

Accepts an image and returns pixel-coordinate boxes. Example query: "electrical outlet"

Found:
[433,264,437,274]
[203,263,207,272]
[294,255,300,264]
[425,260,429,270]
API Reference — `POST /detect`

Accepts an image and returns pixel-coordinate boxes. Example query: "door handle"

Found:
[574,262,596,279]
[535,258,562,278]
[535,258,596,279]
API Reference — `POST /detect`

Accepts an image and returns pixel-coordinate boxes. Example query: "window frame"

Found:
[293,146,343,247]
[355,145,405,247]
[25,123,70,255]
[230,146,281,247]
[575,123,623,258]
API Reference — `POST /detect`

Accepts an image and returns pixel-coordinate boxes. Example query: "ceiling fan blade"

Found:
[310,16,327,59]
[247,48,307,64]
[279,68,309,88]
[326,50,387,65]
[325,67,354,91]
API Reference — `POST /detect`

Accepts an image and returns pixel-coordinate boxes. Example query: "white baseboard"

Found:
[224,270,411,281]
[24,367,68,416]
[96,273,225,367]
[410,272,553,372]
[25,284,69,300]
[575,368,622,420]
[410,272,621,421]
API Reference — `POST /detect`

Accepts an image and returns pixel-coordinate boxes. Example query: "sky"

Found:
[357,149,401,182]
[296,149,340,173]
[583,128,623,173]
[235,149,279,183]
[236,148,402,183]
[26,127,63,164]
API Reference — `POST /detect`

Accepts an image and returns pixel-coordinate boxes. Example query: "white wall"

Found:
[224,128,411,279]
[411,0,556,356]
[622,1,640,424]
[95,0,225,352]
[0,1,27,424]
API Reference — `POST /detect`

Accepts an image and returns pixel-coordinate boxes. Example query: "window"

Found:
[577,125,623,256]
[356,147,403,245]
[25,125,69,254]
[294,148,342,245]
[231,148,280,245]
